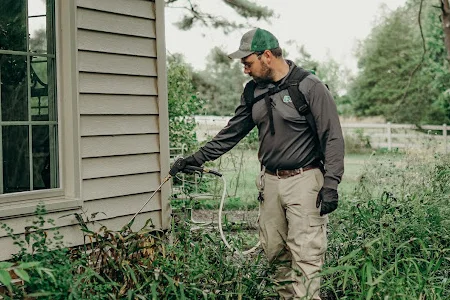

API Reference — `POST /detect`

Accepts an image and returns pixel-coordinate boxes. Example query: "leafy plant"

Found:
[167,54,204,153]
[0,204,72,299]
[322,152,450,299]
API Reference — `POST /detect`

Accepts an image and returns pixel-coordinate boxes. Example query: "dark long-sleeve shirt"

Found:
[192,61,344,189]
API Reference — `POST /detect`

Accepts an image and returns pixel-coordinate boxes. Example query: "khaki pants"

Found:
[257,168,327,300]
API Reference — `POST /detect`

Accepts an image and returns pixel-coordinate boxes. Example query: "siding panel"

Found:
[81,135,160,158]
[79,95,158,115]
[0,210,161,260]
[79,73,157,95]
[83,193,162,218]
[77,0,155,19]
[78,8,156,38]
[82,154,160,179]
[80,115,159,136]
[83,173,160,200]
[78,30,156,57]
[78,52,157,76]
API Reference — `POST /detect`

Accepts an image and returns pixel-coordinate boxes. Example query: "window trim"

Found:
[0,0,82,219]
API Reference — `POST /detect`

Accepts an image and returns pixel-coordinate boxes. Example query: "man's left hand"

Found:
[316,187,339,216]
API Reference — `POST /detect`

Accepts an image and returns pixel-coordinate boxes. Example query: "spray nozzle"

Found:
[169,158,222,177]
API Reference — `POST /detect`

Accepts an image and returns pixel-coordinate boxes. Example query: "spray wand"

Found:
[126,158,259,255]
[125,158,221,228]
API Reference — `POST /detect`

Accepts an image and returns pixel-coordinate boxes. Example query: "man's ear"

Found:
[264,50,273,64]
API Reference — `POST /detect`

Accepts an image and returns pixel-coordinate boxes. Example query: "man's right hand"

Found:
[169,156,201,176]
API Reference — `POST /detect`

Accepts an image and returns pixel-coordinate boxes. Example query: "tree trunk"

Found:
[442,0,450,61]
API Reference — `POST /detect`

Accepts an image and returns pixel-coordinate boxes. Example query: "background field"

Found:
[171,148,405,213]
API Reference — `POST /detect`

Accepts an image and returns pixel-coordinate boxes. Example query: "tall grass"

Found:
[322,152,450,299]
[0,152,448,299]
[0,209,277,299]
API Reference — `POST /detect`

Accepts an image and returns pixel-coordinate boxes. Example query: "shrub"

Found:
[167,54,204,153]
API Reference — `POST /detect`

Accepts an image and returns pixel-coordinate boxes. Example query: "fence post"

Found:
[444,124,448,154]
[387,122,392,151]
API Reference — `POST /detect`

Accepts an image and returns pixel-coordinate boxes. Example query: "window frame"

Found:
[0,0,82,219]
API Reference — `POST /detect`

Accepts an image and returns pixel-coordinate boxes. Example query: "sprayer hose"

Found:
[217,176,260,255]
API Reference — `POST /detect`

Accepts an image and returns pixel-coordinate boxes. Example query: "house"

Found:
[0,0,171,260]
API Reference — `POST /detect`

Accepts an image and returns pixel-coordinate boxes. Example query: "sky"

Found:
[164,0,407,73]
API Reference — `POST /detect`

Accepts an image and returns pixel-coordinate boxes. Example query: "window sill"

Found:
[0,196,82,220]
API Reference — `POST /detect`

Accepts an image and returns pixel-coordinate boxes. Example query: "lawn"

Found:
[174,148,405,211]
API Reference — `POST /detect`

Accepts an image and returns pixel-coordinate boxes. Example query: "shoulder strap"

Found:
[287,67,324,162]
[243,80,257,110]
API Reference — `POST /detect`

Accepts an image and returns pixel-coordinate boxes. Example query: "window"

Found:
[0,0,58,194]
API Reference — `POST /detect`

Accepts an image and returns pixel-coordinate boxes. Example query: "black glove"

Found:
[169,156,202,176]
[316,187,339,216]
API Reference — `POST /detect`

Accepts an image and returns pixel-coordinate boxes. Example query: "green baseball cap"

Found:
[228,28,279,59]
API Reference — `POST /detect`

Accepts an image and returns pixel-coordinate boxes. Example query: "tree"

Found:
[287,41,352,114]
[192,47,247,115]
[347,1,450,124]
[165,0,274,33]
[422,2,450,122]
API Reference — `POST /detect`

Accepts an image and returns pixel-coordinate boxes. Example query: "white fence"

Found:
[195,116,449,154]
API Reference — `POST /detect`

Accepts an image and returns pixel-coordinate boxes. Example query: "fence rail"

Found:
[195,116,449,154]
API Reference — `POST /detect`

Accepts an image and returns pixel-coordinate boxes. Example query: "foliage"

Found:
[192,45,352,116]
[323,152,450,298]
[348,1,450,124]
[0,261,54,298]
[420,3,450,123]
[288,41,352,100]
[343,129,373,154]
[165,0,274,33]
[0,207,277,299]
[192,47,248,116]
[1,152,449,299]
[167,54,204,152]
[0,204,73,299]
[349,4,426,123]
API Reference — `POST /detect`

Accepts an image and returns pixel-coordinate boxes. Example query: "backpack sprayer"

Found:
[126,158,259,256]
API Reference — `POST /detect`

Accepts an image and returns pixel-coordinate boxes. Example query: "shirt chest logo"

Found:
[283,95,292,103]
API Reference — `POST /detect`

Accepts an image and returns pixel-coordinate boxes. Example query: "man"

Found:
[177,28,344,299]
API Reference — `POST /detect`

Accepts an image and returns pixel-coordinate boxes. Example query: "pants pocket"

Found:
[303,215,328,260]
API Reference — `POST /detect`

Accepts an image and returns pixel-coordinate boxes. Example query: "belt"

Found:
[265,164,321,178]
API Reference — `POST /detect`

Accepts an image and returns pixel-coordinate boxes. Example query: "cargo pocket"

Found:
[303,215,328,261]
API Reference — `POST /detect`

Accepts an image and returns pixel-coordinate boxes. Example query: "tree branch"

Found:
[442,0,450,14]
[399,0,426,106]
[165,0,274,33]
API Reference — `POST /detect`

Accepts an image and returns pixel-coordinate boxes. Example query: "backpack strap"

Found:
[286,67,325,163]
[243,80,257,110]
[242,65,324,162]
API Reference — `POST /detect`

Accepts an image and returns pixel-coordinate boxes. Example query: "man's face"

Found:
[241,52,273,83]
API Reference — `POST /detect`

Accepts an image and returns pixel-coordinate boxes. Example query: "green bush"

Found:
[167,54,204,153]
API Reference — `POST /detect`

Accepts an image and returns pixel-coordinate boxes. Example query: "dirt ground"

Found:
[190,209,259,228]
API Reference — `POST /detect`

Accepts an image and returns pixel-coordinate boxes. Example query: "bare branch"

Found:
[165,0,274,33]
[398,0,426,105]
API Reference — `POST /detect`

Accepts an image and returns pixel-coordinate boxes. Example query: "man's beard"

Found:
[252,61,273,84]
